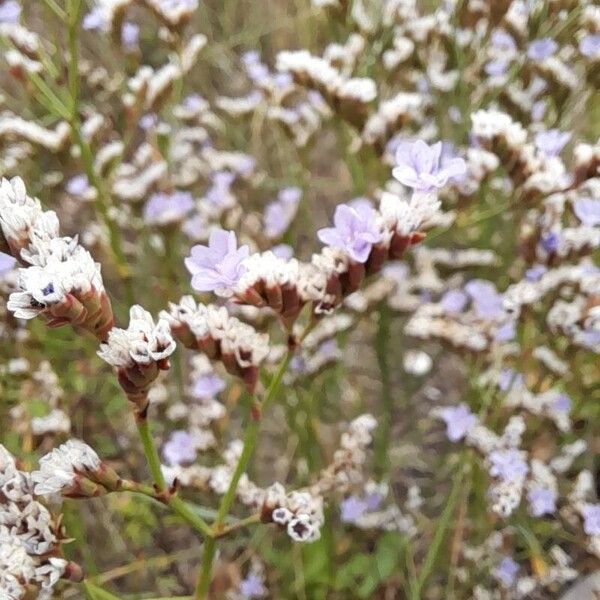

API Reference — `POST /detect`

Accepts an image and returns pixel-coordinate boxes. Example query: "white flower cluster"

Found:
[265,484,324,543]
[161,296,269,392]
[0,445,80,599]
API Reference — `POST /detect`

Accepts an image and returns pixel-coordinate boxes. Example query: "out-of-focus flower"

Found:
[66,174,94,199]
[488,449,529,482]
[534,129,571,157]
[264,187,301,239]
[82,7,107,31]
[582,504,600,536]
[485,59,509,77]
[525,264,547,281]
[163,431,197,466]
[185,229,249,296]
[494,557,519,587]
[271,243,294,260]
[0,0,21,23]
[191,373,225,400]
[439,403,477,442]
[573,198,600,226]
[317,203,381,263]
[527,38,557,61]
[464,280,504,320]
[206,171,235,208]
[440,289,468,313]
[340,496,368,523]
[121,22,139,49]
[527,487,557,516]
[392,140,466,193]
[580,34,600,59]
[239,572,267,598]
[491,30,516,52]
[144,191,194,226]
[0,251,15,274]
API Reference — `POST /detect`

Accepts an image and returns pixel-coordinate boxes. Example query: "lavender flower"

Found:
[582,504,600,536]
[264,187,301,238]
[464,280,504,320]
[317,203,381,263]
[162,431,196,467]
[121,22,139,49]
[498,369,523,392]
[239,572,267,598]
[82,8,107,31]
[66,174,92,198]
[541,231,560,253]
[573,198,600,227]
[206,171,235,208]
[185,229,249,295]
[392,140,466,193]
[527,38,558,61]
[525,264,547,281]
[439,403,477,442]
[485,59,509,77]
[491,30,516,52]
[493,557,519,587]
[191,373,225,400]
[0,0,21,23]
[488,449,529,482]
[271,243,294,260]
[440,289,468,313]
[534,129,571,157]
[0,251,16,274]
[340,496,368,523]
[143,191,194,226]
[527,487,557,517]
[580,34,600,59]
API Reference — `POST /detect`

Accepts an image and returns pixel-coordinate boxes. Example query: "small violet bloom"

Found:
[317,203,382,263]
[527,487,557,517]
[144,191,194,226]
[573,198,600,227]
[541,231,560,254]
[525,264,547,281]
[488,449,529,482]
[485,59,509,77]
[163,431,196,466]
[582,504,600,536]
[534,129,571,157]
[527,38,558,61]
[440,289,468,313]
[121,22,139,49]
[264,187,301,238]
[340,496,369,523]
[66,174,92,198]
[206,171,235,208]
[580,34,600,59]
[82,7,107,31]
[491,30,516,52]
[271,244,294,260]
[494,557,519,587]
[552,394,571,413]
[494,320,516,343]
[392,140,466,193]
[185,229,249,295]
[464,280,504,320]
[239,572,266,598]
[439,403,477,442]
[0,0,21,23]
[0,251,16,275]
[191,373,225,400]
[498,368,524,392]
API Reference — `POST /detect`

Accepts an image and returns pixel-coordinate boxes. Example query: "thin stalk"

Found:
[193,353,292,598]
[412,457,468,599]
[374,301,393,473]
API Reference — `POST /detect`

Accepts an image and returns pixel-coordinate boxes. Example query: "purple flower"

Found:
[552,394,571,413]
[494,557,519,587]
[541,231,560,253]
[573,198,600,227]
[183,94,206,111]
[82,8,107,31]
[66,174,91,197]
[0,251,16,275]
[488,449,529,482]
[144,191,194,226]
[498,369,523,392]
[531,100,546,122]
[185,229,249,294]
[317,203,381,263]
[239,572,266,598]
[439,403,477,442]
[191,374,225,400]
[365,492,384,511]
[582,504,600,536]
[534,129,571,157]
[163,431,196,466]
[0,0,21,23]
[340,496,369,523]
[264,187,301,238]
[271,244,293,260]
[527,487,557,517]
[491,30,516,52]
[206,171,235,208]
[121,22,139,49]
[464,280,504,320]
[527,38,558,61]
[580,34,600,59]
[139,113,158,130]
[485,59,509,77]
[525,264,547,281]
[494,320,516,343]
[392,140,466,193]
[440,289,468,313]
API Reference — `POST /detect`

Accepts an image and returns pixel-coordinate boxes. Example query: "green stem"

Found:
[193,353,292,598]
[374,302,392,473]
[412,457,468,599]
